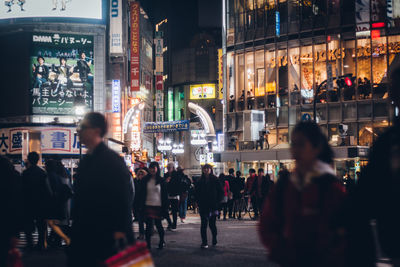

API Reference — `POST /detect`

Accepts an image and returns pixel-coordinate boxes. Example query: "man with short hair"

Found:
[164,162,180,230]
[245,169,257,219]
[251,168,272,218]
[68,112,134,266]
[21,151,51,250]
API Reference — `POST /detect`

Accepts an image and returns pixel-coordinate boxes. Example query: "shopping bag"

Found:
[102,241,154,267]
[7,248,23,267]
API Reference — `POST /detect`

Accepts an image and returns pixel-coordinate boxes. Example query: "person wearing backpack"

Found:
[259,121,347,267]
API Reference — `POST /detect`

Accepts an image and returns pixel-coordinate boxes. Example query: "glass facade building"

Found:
[222,0,399,178]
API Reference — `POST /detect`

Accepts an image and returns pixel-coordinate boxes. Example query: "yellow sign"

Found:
[218,49,223,100]
[190,84,216,99]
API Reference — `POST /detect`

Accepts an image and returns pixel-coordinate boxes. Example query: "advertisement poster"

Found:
[30,32,94,115]
[130,2,140,91]
[190,84,216,100]
[1,0,102,20]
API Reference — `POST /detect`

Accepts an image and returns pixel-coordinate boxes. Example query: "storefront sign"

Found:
[0,126,85,155]
[130,2,140,91]
[275,11,280,37]
[30,32,94,115]
[156,75,163,90]
[155,38,163,57]
[112,80,121,113]
[143,120,190,133]
[156,90,164,109]
[190,84,216,99]
[218,49,223,100]
[110,0,123,55]
[156,56,163,73]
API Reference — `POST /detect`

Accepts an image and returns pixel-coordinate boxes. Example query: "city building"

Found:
[220,0,399,180]
[0,0,107,171]
[166,31,222,176]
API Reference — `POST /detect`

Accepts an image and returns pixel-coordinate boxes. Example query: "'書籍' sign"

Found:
[0,126,85,155]
[143,120,190,133]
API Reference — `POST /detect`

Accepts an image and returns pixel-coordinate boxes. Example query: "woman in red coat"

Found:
[259,121,347,267]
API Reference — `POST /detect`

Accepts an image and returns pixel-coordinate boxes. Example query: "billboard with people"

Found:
[1,0,102,20]
[30,32,94,115]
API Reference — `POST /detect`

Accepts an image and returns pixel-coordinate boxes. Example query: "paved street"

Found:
[21,214,276,267]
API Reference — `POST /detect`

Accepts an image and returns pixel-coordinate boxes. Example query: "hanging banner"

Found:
[143,120,190,133]
[130,2,140,91]
[110,0,123,55]
[155,38,163,57]
[218,49,223,100]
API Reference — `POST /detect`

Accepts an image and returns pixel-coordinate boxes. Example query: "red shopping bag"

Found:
[7,248,23,267]
[103,242,154,267]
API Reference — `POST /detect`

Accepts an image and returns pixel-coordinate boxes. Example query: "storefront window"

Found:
[246,51,255,109]
[278,127,289,144]
[288,0,299,33]
[373,120,389,141]
[278,46,288,106]
[267,128,277,146]
[265,47,277,107]
[227,0,236,46]
[357,38,372,99]
[236,53,245,110]
[289,43,300,105]
[388,36,400,78]
[328,123,340,146]
[227,52,235,112]
[300,43,313,104]
[372,36,388,99]
[342,39,357,100]
[358,122,373,146]
[255,49,265,108]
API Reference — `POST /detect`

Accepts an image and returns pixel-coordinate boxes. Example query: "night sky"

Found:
[141,0,221,49]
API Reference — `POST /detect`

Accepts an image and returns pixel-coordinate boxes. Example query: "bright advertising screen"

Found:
[30,32,94,115]
[190,84,216,100]
[1,0,102,20]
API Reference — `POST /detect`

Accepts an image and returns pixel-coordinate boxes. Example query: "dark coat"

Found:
[70,142,133,264]
[251,174,273,200]
[165,170,182,197]
[137,174,169,214]
[194,174,224,214]
[47,172,70,220]
[231,176,245,199]
[22,165,52,219]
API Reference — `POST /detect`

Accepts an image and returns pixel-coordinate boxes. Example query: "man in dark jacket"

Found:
[22,151,51,250]
[164,162,181,230]
[251,168,272,218]
[352,66,400,266]
[68,112,133,266]
[226,168,235,218]
[231,170,245,219]
[195,164,223,248]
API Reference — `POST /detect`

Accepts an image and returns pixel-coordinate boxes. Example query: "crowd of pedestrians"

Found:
[2,64,400,266]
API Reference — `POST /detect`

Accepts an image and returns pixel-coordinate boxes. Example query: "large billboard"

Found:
[30,32,94,115]
[1,0,102,20]
[190,84,216,100]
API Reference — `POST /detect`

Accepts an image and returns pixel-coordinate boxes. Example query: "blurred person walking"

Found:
[226,168,235,218]
[195,164,223,248]
[259,121,347,267]
[138,162,168,250]
[45,159,72,247]
[21,151,52,250]
[164,162,181,230]
[68,112,134,266]
[133,168,148,240]
[251,168,272,217]
[349,66,400,266]
[177,167,191,223]
[245,169,257,219]
[0,156,23,267]
[218,174,229,220]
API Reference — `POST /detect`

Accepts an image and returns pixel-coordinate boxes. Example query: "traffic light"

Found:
[345,77,352,87]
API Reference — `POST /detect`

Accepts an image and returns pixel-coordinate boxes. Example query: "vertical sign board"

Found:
[275,11,280,37]
[218,49,223,100]
[112,80,121,113]
[155,38,163,57]
[110,0,123,55]
[130,2,140,92]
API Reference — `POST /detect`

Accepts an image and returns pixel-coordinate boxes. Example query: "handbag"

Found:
[102,241,154,267]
